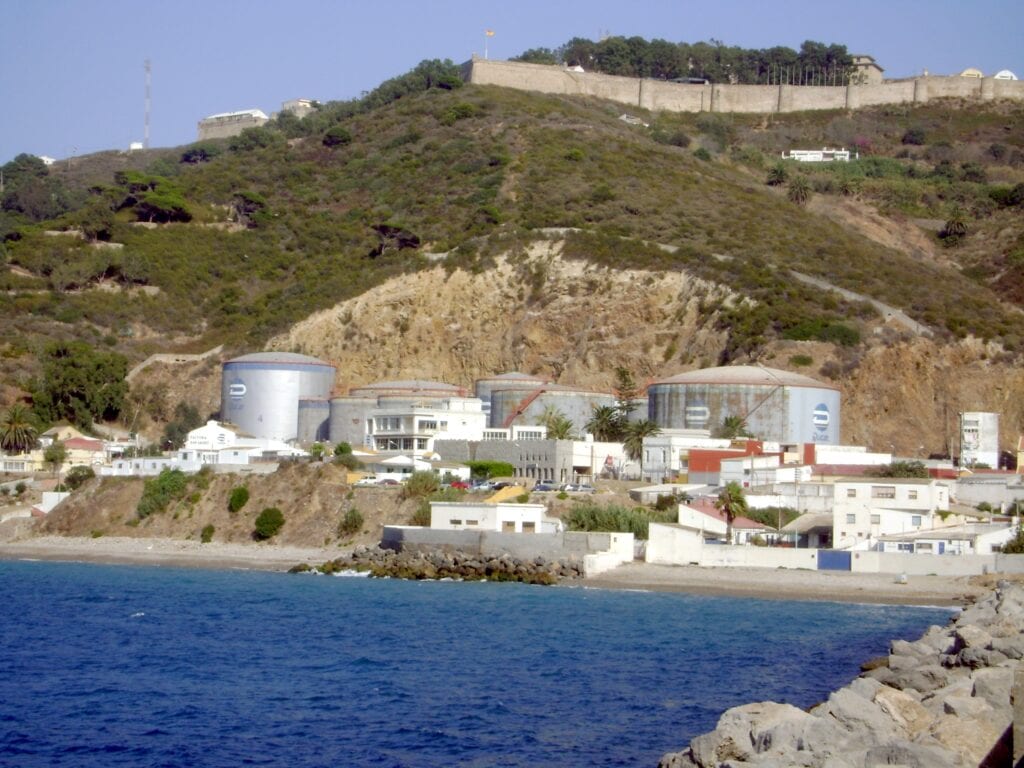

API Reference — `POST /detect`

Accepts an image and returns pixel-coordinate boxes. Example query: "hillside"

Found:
[2,68,1023,451]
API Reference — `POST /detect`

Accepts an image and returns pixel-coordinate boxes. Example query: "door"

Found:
[818,550,851,571]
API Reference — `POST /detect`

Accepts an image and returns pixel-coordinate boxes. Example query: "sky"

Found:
[2,0,1022,164]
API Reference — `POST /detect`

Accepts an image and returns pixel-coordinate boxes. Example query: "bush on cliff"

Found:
[228,486,249,513]
[402,471,440,499]
[564,501,675,540]
[137,469,189,519]
[338,508,363,537]
[254,507,285,540]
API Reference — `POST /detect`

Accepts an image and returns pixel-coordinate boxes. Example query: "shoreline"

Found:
[0,536,990,606]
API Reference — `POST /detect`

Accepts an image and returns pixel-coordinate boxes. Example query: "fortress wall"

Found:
[782,85,846,112]
[925,75,983,100]
[851,80,916,108]
[466,59,1023,116]
[640,80,709,112]
[711,83,780,113]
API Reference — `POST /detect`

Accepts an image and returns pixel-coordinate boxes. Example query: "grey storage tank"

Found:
[490,383,616,432]
[328,395,378,449]
[647,365,840,445]
[221,352,336,442]
[297,398,330,443]
[475,372,551,424]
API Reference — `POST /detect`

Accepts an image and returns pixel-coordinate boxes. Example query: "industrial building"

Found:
[488,382,616,431]
[220,352,336,443]
[647,365,840,447]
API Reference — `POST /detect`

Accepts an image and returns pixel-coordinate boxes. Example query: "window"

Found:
[502,521,515,533]
[908,490,918,500]
[416,438,427,450]
[523,522,536,533]
[870,514,881,525]
[917,542,932,552]
[871,486,896,499]
[418,420,438,431]
[846,513,856,524]
[449,519,462,526]
[846,488,857,498]
[911,515,922,527]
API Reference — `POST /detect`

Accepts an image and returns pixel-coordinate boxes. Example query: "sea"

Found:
[0,560,952,767]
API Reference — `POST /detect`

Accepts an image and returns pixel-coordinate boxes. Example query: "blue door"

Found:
[818,550,851,571]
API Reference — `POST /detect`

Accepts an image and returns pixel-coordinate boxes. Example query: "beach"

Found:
[0,535,991,605]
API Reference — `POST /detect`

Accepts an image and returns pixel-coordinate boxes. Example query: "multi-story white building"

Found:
[960,411,999,468]
[831,477,952,550]
[366,398,487,455]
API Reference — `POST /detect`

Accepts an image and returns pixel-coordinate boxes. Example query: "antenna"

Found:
[144,59,151,149]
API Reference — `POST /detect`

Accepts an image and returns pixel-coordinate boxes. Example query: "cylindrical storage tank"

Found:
[622,397,649,424]
[328,396,378,449]
[647,366,840,445]
[297,398,330,444]
[474,372,550,410]
[490,384,616,432]
[348,379,465,398]
[221,352,335,442]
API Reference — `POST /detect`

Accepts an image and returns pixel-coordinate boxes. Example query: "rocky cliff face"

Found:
[658,582,1024,768]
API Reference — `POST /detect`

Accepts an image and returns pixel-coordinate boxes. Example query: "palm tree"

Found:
[623,419,661,478]
[942,205,968,242]
[0,404,39,454]
[787,175,811,205]
[540,406,575,440]
[585,405,625,442]
[766,162,789,186]
[715,480,749,544]
[715,415,752,440]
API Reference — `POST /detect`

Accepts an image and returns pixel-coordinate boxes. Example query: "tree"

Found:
[540,406,575,440]
[31,341,128,428]
[44,441,67,490]
[715,481,749,544]
[322,125,352,147]
[512,48,559,65]
[614,367,641,417]
[623,419,661,476]
[941,205,968,245]
[63,465,95,490]
[0,403,39,453]
[585,405,626,442]
[787,176,811,205]
[873,461,929,479]
[333,442,353,456]
[161,402,203,450]
[715,415,752,440]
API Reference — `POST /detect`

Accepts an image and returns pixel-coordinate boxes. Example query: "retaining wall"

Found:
[467,58,1024,115]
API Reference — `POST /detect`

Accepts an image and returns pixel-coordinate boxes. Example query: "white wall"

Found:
[430,501,547,533]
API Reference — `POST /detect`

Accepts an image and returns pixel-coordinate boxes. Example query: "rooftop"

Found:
[650,365,837,390]
[226,351,333,367]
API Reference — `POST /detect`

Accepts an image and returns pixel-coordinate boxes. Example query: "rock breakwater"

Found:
[659,582,1024,767]
[291,544,584,585]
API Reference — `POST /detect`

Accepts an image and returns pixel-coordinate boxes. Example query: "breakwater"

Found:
[659,581,1024,767]
[292,543,585,584]
[466,57,1024,115]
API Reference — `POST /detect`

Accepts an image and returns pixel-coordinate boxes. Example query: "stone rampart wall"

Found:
[467,58,1024,115]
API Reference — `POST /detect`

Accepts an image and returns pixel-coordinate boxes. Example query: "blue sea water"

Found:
[0,561,951,767]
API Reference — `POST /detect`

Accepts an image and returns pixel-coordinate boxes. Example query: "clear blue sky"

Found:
[2,0,1021,164]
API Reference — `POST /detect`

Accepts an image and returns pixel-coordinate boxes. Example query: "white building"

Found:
[876,522,1015,555]
[366,398,488,456]
[960,411,999,468]
[642,430,732,483]
[429,501,559,533]
[782,148,858,162]
[831,477,952,550]
[719,455,813,489]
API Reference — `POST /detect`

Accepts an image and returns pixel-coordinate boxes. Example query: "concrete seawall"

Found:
[466,57,1024,115]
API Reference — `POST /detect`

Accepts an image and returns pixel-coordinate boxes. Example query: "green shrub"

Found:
[333,442,353,456]
[15,482,26,495]
[63,465,95,490]
[402,470,440,499]
[466,461,515,480]
[564,501,674,540]
[137,469,189,519]
[338,508,364,537]
[334,452,363,470]
[228,486,249,513]
[323,125,353,147]
[693,147,712,161]
[901,128,926,146]
[254,507,285,540]
[410,500,431,526]
[200,524,215,543]
[789,354,813,367]
[515,492,530,503]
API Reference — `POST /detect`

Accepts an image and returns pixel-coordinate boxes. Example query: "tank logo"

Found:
[228,380,247,399]
[685,402,709,427]
[813,403,830,430]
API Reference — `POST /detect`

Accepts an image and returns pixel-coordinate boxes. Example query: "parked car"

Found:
[533,481,558,492]
[449,481,470,490]
[492,481,513,490]
[471,481,494,492]
[377,478,400,486]
[354,476,378,487]
[575,483,597,494]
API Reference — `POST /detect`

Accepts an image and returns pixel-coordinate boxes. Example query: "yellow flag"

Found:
[485,29,495,36]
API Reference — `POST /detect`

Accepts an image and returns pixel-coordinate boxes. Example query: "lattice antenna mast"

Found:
[144,59,151,149]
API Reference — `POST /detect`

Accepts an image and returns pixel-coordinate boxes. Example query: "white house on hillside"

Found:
[831,477,953,550]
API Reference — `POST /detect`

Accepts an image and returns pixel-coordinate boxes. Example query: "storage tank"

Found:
[221,352,335,442]
[474,372,551,420]
[297,398,330,444]
[348,379,466,398]
[328,395,378,448]
[647,365,840,445]
[490,383,616,432]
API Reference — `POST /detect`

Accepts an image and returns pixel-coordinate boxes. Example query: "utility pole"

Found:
[144,59,151,149]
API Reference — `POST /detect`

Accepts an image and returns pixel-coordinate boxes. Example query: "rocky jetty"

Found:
[659,582,1024,767]
[291,544,584,585]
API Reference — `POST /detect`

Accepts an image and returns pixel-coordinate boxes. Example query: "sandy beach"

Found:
[0,535,993,606]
